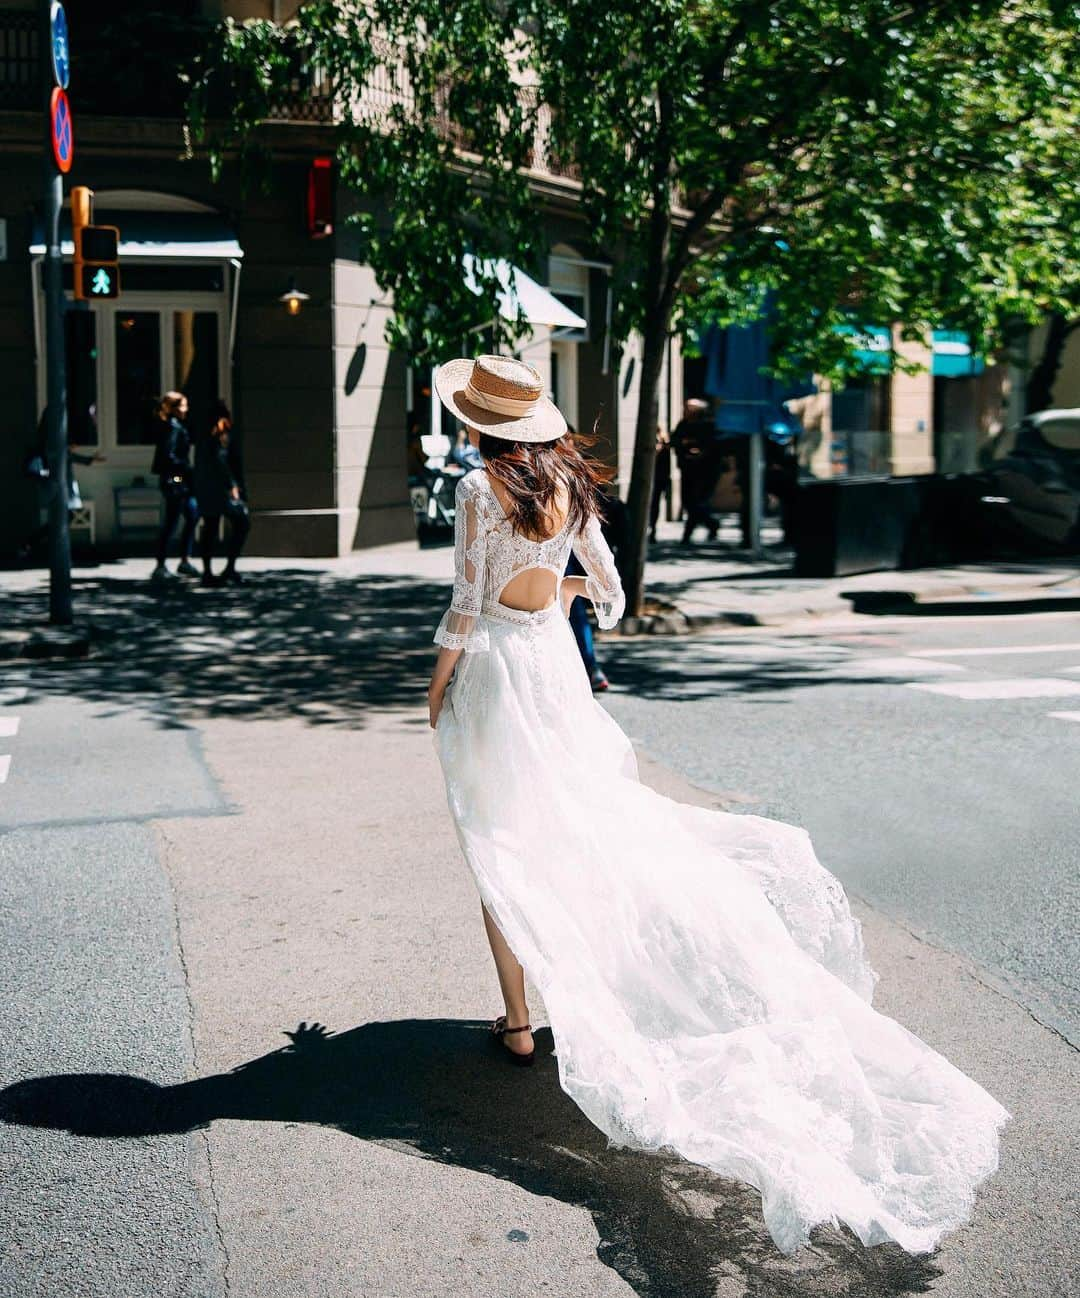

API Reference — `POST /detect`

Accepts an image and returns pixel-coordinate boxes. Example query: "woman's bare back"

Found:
[484,471,570,613]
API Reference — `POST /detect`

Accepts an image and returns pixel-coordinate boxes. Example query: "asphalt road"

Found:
[0,568,1077,1298]
[599,608,1080,1046]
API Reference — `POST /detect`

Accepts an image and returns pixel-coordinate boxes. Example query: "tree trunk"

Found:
[1026,311,1077,413]
[622,312,670,617]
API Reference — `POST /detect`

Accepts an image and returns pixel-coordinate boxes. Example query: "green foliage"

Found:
[189,2,540,357]
[533,0,1080,379]
[188,0,1080,379]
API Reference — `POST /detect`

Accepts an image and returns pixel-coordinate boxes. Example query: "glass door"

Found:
[94,297,226,462]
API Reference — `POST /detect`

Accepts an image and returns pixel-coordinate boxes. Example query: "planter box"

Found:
[792,476,924,578]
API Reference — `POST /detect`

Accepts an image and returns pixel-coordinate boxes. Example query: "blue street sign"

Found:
[50,3,70,90]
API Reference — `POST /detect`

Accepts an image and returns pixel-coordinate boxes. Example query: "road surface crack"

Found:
[159,824,234,1297]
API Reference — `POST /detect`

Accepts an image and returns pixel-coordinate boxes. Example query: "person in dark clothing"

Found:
[18,408,105,560]
[151,391,199,580]
[671,398,719,544]
[194,400,250,586]
[649,424,671,543]
[566,488,628,692]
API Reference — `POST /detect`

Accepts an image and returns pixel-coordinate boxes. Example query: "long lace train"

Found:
[435,600,1008,1255]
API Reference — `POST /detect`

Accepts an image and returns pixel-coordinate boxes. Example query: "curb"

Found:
[0,626,92,660]
[626,578,1080,636]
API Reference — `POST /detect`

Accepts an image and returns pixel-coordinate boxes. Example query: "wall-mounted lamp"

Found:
[279,277,311,317]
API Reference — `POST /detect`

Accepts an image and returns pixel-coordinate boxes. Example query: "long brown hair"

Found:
[478,423,614,539]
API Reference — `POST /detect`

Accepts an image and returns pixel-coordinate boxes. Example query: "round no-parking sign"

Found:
[50,87,73,174]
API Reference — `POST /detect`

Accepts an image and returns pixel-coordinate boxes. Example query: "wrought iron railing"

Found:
[0,8,580,182]
[0,10,38,110]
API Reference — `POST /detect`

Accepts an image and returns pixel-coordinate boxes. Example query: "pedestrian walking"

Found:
[18,408,105,561]
[671,397,719,543]
[426,353,1006,1257]
[150,392,199,581]
[648,423,671,543]
[194,400,250,587]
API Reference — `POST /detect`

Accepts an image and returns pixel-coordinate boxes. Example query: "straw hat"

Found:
[434,355,568,443]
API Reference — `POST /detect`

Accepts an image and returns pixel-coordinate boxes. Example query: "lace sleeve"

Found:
[433,475,490,652]
[572,512,625,630]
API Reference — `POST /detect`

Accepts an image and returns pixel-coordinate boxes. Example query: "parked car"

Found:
[927,409,1080,560]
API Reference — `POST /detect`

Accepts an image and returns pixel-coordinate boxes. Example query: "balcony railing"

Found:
[0,10,38,111]
[0,8,579,183]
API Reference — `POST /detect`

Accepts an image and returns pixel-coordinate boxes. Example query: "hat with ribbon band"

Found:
[433,355,568,443]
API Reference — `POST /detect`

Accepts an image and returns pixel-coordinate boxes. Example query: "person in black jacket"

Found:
[671,398,720,544]
[151,391,199,580]
[194,400,250,586]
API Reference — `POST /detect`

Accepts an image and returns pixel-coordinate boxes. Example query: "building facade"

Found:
[0,0,681,560]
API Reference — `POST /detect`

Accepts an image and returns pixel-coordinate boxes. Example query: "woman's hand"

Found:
[428,681,446,729]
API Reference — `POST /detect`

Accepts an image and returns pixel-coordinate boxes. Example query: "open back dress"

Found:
[433,467,1007,1255]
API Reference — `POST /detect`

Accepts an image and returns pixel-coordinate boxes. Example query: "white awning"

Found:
[463,254,586,330]
[30,212,243,260]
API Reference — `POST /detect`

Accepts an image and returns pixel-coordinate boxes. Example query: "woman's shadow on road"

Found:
[0,1018,941,1298]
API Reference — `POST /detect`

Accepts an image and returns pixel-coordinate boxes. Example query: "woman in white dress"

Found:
[427,355,1008,1257]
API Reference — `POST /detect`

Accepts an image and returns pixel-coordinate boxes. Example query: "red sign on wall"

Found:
[307,157,333,239]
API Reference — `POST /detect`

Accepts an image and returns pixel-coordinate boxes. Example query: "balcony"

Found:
[0,10,36,111]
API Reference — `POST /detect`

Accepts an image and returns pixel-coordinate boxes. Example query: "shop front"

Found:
[27,191,241,552]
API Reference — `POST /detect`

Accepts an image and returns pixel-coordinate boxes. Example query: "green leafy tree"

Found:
[189,1,1080,612]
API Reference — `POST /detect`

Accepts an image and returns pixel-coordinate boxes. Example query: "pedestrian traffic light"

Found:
[71,185,120,300]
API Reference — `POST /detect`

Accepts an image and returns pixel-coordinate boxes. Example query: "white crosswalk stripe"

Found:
[907,678,1080,700]
[908,643,1080,658]
[849,656,967,676]
[1048,711,1080,723]
[0,717,19,738]
[0,754,10,784]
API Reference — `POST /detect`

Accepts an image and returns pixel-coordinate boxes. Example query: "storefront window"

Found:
[114,311,161,445]
[64,309,98,445]
[174,310,219,438]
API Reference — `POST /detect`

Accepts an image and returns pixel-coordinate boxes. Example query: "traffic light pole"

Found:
[41,0,72,624]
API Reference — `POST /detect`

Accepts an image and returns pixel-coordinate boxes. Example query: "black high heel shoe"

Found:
[491,1015,535,1067]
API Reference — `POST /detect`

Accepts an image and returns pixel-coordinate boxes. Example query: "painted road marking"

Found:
[909,643,1080,658]
[0,717,19,738]
[0,755,9,784]
[851,656,968,675]
[1048,711,1080,723]
[907,678,1080,700]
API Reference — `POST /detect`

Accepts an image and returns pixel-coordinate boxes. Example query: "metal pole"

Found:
[746,428,764,556]
[41,0,72,624]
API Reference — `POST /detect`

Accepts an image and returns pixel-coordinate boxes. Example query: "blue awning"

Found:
[30,211,243,260]
[932,329,984,378]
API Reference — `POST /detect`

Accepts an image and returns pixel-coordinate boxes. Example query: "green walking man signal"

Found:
[83,263,118,297]
[71,186,120,300]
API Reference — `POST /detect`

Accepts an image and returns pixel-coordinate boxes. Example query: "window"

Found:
[174,310,219,439]
[114,311,161,446]
[65,310,98,446]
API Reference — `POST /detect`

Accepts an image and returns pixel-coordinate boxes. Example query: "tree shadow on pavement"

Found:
[0,1018,941,1298]
[2,572,448,730]
[2,571,927,717]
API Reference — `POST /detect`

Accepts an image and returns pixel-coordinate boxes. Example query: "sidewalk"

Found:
[2,518,1076,656]
[638,519,1080,630]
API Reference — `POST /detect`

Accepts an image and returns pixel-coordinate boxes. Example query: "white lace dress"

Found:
[433,468,1007,1255]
